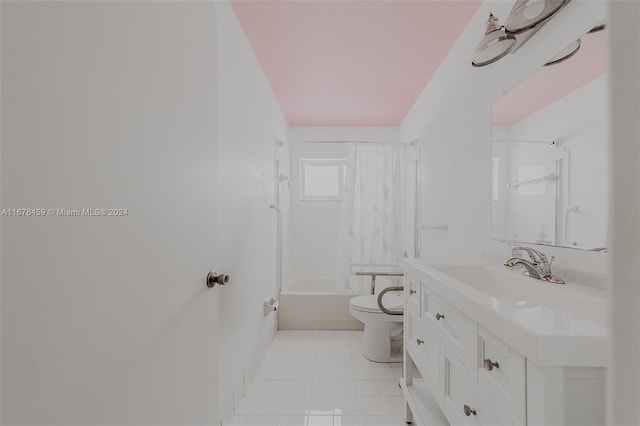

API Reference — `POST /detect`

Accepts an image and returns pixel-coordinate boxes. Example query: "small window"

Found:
[299,159,346,201]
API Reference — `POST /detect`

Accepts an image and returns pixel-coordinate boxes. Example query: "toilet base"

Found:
[361,324,403,363]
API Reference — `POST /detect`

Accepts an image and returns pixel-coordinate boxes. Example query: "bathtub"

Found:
[278,278,364,330]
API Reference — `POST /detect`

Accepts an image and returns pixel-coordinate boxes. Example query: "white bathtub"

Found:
[278,278,363,330]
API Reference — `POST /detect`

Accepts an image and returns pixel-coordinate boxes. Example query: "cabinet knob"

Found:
[416,338,424,345]
[483,358,500,371]
[409,289,417,295]
[207,271,229,288]
[463,404,477,417]
[435,312,445,320]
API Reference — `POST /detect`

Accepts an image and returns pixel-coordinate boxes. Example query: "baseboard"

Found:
[278,319,364,330]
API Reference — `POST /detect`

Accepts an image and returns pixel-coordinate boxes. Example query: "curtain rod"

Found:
[290,140,417,146]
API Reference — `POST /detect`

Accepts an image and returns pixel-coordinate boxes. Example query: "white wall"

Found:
[607,2,640,423]
[288,143,350,282]
[400,0,608,286]
[1,2,220,424]
[215,3,289,424]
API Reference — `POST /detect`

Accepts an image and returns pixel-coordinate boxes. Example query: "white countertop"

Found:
[401,258,608,367]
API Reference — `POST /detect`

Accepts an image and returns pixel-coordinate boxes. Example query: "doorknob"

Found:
[207,271,229,288]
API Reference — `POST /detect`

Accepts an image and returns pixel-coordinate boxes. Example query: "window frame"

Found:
[299,158,347,201]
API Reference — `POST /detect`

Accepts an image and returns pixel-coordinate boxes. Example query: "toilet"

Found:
[349,291,404,362]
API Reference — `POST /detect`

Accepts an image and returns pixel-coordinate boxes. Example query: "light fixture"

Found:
[544,39,581,66]
[588,24,606,34]
[471,13,517,67]
[505,0,568,34]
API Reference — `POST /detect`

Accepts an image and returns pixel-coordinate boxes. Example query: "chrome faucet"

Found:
[504,246,565,284]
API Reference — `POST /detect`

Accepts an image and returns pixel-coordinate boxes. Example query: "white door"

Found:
[1,2,220,424]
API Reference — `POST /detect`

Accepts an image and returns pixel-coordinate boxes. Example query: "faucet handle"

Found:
[512,246,547,264]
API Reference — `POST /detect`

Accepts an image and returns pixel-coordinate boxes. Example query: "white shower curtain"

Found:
[335,144,416,293]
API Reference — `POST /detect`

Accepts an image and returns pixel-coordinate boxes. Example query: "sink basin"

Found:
[428,264,605,305]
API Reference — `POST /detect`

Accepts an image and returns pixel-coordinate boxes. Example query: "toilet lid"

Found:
[350,292,404,313]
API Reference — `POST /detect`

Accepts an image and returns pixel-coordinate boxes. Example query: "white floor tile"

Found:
[333,331,351,342]
[357,396,388,416]
[311,379,335,395]
[279,414,308,426]
[380,396,404,416]
[375,380,402,396]
[253,366,277,381]
[390,366,403,380]
[246,380,291,396]
[314,366,334,380]
[334,380,357,396]
[281,395,312,415]
[334,354,353,368]
[308,395,334,416]
[308,415,334,426]
[232,331,407,426]
[354,380,378,396]
[235,395,282,415]
[353,367,375,380]
[334,365,355,380]
[351,355,373,367]
[230,414,281,426]
[372,366,395,380]
[333,343,353,355]
[333,395,360,416]
[289,379,313,396]
[316,351,334,367]
[358,415,387,426]
[273,366,297,380]
[294,365,316,380]
[333,415,361,426]
[386,414,411,426]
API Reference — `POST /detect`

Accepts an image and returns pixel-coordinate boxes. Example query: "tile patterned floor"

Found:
[230,330,407,426]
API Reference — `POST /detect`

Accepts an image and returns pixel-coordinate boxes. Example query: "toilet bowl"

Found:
[349,292,404,363]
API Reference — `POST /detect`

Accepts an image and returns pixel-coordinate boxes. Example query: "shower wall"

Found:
[285,127,402,293]
[288,142,348,285]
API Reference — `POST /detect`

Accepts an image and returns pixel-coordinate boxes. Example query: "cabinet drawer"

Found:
[477,326,526,425]
[422,288,473,368]
[406,310,439,396]
[444,351,505,426]
[405,274,421,314]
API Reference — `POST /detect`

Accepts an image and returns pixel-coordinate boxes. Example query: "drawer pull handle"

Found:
[483,358,500,371]
[409,289,417,295]
[416,338,425,345]
[435,312,445,320]
[463,405,477,417]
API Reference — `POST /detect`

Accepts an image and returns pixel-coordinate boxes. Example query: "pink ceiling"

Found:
[231,0,482,127]
[492,30,607,127]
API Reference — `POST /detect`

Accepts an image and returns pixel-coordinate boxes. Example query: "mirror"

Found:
[491,27,608,251]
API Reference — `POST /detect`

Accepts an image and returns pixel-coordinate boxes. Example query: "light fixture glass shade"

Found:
[544,39,581,66]
[472,13,517,67]
[505,0,567,34]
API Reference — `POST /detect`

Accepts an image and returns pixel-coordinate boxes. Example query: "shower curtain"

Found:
[335,144,416,293]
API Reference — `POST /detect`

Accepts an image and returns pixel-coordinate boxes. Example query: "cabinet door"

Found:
[406,309,442,403]
[444,349,505,426]
[405,273,421,315]
[477,326,526,425]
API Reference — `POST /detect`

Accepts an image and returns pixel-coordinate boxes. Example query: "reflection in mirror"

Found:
[491,28,608,251]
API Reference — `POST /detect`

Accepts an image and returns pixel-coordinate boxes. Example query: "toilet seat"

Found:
[350,293,404,314]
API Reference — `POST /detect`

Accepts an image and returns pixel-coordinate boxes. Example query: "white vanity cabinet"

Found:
[400,260,607,426]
